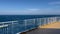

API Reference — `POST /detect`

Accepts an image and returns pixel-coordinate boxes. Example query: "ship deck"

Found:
[26,22,60,34]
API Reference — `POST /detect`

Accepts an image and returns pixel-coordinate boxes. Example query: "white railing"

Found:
[0,17,60,34]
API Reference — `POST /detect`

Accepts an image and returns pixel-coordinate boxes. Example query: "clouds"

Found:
[0,8,60,15]
[48,1,60,8]
[49,1,60,5]
[27,9,40,11]
[19,8,60,15]
[23,8,50,15]
[0,0,60,15]
[48,1,60,7]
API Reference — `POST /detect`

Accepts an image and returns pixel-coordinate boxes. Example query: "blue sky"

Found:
[0,0,60,15]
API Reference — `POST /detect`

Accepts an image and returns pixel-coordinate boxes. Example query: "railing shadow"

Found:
[24,28,60,34]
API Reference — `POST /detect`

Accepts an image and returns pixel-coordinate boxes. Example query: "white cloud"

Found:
[0,8,60,15]
[49,1,60,5]
[55,6,60,7]
[20,8,60,15]
[27,9,40,11]
[48,1,60,8]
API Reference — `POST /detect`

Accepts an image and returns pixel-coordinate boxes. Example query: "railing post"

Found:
[40,18,41,26]
[44,18,46,25]
[53,17,54,23]
[11,21,14,34]
[58,17,60,22]
[2,22,4,34]
[37,18,41,26]
[48,17,50,24]
[49,17,51,24]
[51,17,52,24]
[53,17,56,23]
[52,17,53,22]
[47,18,49,24]
[36,18,38,26]
[54,17,56,22]
[35,18,38,27]
[24,20,27,30]
[50,17,51,24]
[36,18,39,27]
[33,19,35,28]
[54,17,55,22]
[56,17,58,22]
[6,22,8,34]
[59,17,60,22]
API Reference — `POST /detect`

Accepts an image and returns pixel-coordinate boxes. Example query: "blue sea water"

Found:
[0,15,60,34]
[0,15,59,22]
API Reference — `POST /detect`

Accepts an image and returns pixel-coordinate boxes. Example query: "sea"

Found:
[0,15,60,34]
[0,15,59,22]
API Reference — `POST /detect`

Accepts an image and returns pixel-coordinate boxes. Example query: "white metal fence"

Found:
[0,17,60,34]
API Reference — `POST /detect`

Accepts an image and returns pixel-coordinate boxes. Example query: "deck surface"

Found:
[40,22,60,29]
[26,22,60,34]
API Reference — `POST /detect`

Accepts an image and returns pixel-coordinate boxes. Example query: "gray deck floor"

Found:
[26,22,60,34]
[26,28,60,34]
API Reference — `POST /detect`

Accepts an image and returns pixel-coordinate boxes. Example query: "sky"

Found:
[0,0,60,15]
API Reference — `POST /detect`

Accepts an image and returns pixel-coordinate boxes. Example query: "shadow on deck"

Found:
[21,22,60,34]
[26,28,60,34]
[21,28,60,34]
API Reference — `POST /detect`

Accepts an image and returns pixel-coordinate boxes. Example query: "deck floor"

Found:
[40,22,60,29]
[26,22,60,34]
